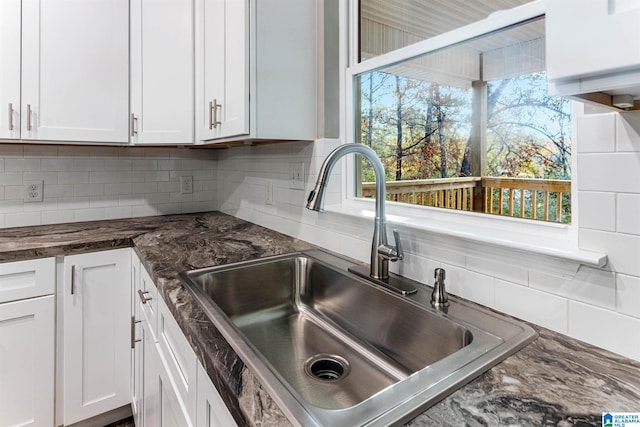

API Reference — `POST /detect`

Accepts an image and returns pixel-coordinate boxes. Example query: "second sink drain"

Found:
[305,354,351,382]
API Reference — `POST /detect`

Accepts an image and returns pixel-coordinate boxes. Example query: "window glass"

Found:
[354,15,573,224]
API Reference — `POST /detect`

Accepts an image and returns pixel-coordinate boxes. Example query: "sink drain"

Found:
[305,354,350,382]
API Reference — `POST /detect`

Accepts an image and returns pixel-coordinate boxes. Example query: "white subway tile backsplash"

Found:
[0,145,24,157]
[495,279,568,333]
[0,145,217,227]
[529,266,616,310]
[577,153,640,192]
[580,229,640,277]
[578,191,616,231]
[75,183,104,197]
[466,255,528,285]
[443,264,495,308]
[42,210,74,225]
[617,194,640,235]
[5,158,41,172]
[58,171,89,185]
[568,301,640,360]
[0,172,23,185]
[23,171,58,184]
[617,112,640,152]
[6,212,42,227]
[616,274,640,319]
[576,113,615,153]
[41,158,74,171]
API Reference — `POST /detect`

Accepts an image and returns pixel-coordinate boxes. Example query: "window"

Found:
[352,2,572,224]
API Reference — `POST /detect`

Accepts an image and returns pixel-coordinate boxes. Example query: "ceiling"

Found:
[360,0,534,45]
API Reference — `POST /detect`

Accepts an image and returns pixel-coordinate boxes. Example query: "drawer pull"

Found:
[70,265,76,295]
[138,289,152,304]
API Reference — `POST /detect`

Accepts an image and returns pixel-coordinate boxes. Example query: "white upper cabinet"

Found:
[546,0,640,108]
[130,0,195,145]
[195,0,318,144]
[21,0,130,143]
[196,0,249,141]
[0,0,21,140]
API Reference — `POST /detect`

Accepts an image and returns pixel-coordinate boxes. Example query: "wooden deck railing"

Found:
[362,177,571,223]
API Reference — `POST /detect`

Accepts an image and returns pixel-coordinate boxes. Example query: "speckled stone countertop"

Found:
[1,211,639,426]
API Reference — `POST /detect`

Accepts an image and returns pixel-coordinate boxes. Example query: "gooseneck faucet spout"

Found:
[307,144,403,281]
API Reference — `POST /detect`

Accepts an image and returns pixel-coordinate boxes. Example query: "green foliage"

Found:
[357,70,572,224]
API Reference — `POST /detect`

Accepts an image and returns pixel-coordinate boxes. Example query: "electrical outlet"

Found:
[265,180,274,205]
[180,176,193,194]
[290,162,305,190]
[24,180,44,203]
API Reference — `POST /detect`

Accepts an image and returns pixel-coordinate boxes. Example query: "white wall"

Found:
[0,144,218,228]
[216,112,640,362]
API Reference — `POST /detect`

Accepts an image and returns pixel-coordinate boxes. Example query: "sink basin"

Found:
[180,249,537,426]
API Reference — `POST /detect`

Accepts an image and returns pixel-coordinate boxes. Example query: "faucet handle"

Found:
[392,229,404,261]
[377,229,404,262]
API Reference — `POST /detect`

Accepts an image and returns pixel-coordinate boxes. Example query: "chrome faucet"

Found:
[306,144,403,281]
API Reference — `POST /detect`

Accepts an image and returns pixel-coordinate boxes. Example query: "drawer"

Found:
[157,296,197,426]
[0,257,55,303]
[137,263,158,339]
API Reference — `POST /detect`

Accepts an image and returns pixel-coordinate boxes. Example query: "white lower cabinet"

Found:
[131,251,236,427]
[196,363,237,427]
[0,295,55,427]
[0,257,55,427]
[62,248,132,425]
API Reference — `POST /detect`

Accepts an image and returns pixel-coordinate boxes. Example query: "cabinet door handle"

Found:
[208,101,214,129]
[209,100,221,129]
[131,316,142,349]
[70,265,76,295]
[8,103,14,131]
[138,289,152,304]
[26,104,33,131]
[131,113,138,136]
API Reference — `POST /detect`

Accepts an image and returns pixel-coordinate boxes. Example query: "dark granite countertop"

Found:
[1,212,639,426]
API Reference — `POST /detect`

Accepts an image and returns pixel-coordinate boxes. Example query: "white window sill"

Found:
[321,198,608,269]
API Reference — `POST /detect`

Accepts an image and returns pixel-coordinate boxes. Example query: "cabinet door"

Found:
[0,0,21,140]
[196,0,248,141]
[141,320,160,427]
[62,248,132,425]
[547,0,640,81]
[142,320,193,427]
[131,253,143,426]
[130,0,195,145]
[196,362,237,427]
[0,295,55,427]
[157,297,197,425]
[21,0,129,143]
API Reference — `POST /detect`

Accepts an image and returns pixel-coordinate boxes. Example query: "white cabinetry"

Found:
[546,0,640,108]
[19,0,130,143]
[195,0,317,144]
[0,0,21,140]
[0,258,55,427]
[130,0,195,145]
[196,363,237,427]
[62,248,132,425]
[131,251,236,427]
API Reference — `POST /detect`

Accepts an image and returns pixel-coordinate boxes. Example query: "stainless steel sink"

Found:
[180,249,537,426]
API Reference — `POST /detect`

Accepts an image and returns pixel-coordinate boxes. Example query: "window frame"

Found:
[323,0,604,266]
